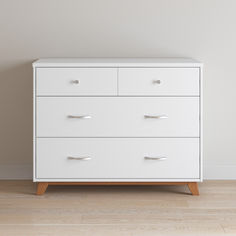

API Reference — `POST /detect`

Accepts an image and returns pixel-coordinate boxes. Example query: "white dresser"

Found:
[33,58,203,195]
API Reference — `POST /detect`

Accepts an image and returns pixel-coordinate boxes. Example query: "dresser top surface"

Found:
[33,58,202,68]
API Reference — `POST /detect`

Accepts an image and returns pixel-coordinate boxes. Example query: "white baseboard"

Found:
[0,164,32,180]
[0,164,236,180]
[204,165,236,180]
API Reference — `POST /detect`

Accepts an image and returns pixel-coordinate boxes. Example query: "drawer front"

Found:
[36,138,199,179]
[119,68,199,95]
[36,68,117,95]
[37,97,199,137]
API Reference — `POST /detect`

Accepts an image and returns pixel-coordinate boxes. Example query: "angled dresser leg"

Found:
[36,182,48,195]
[187,182,199,195]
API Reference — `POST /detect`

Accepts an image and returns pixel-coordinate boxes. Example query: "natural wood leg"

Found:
[187,182,199,195]
[36,182,48,195]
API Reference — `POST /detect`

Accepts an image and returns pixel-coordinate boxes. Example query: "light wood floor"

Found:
[0,181,236,236]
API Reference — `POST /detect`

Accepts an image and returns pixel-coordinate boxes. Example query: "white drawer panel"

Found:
[119,68,199,95]
[37,97,199,137]
[36,68,117,95]
[36,138,199,179]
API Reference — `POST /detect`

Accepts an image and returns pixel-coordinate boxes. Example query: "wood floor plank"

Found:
[0,180,235,235]
[0,224,225,236]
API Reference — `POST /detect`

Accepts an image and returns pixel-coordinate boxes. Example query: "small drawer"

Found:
[119,68,199,96]
[36,68,117,96]
[36,97,199,137]
[36,138,199,179]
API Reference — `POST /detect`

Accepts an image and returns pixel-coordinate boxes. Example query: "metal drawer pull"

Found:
[153,80,161,84]
[144,156,167,161]
[71,80,79,84]
[144,115,168,119]
[68,156,91,161]
[67,115,91,119]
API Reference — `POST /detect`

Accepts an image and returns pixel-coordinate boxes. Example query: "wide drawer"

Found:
[36,68,117,95]
[36,138,199,179]
[36,97,199,137]
[119,68,199,95]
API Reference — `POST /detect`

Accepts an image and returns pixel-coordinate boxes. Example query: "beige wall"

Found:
[0,0,236,178]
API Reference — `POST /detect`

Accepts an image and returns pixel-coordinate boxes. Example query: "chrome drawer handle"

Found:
[144,156,167,161]
[71,80,79,84]
[67,115,91,119]
[144,115,168,119]
[68,156,91,161]
[153,80,161,84]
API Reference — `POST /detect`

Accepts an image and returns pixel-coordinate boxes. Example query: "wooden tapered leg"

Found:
[187,182,199,195]
[36,182,48,195]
